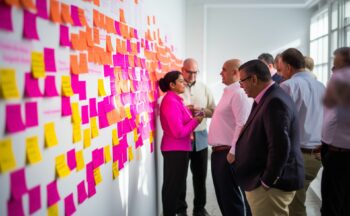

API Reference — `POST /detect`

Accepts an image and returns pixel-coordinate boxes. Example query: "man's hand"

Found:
[227,153,235,164]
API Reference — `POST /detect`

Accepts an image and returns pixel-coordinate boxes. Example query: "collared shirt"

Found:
[208,82,253,154]
[255,82,275,104]
[280,71,325,149]
[181,80,215,151]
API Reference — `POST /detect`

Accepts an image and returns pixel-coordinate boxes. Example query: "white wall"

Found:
[0,0,186,216]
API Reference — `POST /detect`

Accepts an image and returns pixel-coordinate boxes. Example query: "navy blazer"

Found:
[272,73,284,84]
[234,83,304,191]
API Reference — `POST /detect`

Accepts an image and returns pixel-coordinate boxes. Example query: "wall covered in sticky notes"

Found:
[0,0,185,215]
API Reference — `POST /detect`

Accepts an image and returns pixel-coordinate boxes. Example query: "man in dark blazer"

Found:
[258,53,284,84]
[234,59,304,216]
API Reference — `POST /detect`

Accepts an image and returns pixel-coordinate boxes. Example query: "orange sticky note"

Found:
[153,15,156,25]
[21,0,36,11]
[61,3,73,25]
[5,0,20,7]
[79,53,88,74]
[93,0,100,7]
[50,0,61,23]
[70,55,79,75]
[93,9,99,27]
[78,8,87,26]
[147,16,150,26]
[93,28,100,44]
[106,35,114,52]
[71,33,80,50]
[119,8,125,23]
[86,27,94,47]
[79,30,87,50]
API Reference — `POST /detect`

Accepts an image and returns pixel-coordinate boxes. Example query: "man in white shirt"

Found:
[279,48,325,216]
[208,59,252,216]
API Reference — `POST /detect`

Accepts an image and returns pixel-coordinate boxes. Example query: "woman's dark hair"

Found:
[159,71,182,92]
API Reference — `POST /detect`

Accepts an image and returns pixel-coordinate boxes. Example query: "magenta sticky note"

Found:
[136,42,140,53]
[23,10,39,40]
[46,180,60,206]
[7,198,25,216]
[25,101,39,127]
[87,181,96,197]
[98,101,109,129]
[134,29,138,39]
[71,5,81,26]
[67,149,77,170]
[64,193,76,216]
[77,180,87,204]
[85,162,94,184]
[114,21,121,36]
[70,74,79,94]
[44,76,59,97]
[59,25,70,47]
[28,185,41,214]
[112,145,119,162]
[92,148,104,168]
[24,73,42,97]
[78,81,86,100]
[0,4,13,31]
[61,96,72,116]
[126,40,132,52]
[44,48,56,72]
[36,0,48,19]
[145,40,149,50]
[6,104,25,133]
[89,98,97,117]
[81,105,89,124]
[113,53,125,67]
[10,168,28,200]
[135,136,143,148]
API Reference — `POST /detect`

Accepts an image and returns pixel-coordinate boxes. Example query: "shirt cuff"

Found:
[261,180,270,189]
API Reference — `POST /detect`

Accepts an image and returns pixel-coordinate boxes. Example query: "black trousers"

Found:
[211,150,252,216]
[162,151,190,216]
[321,145,350,216]
[177,148,208,213]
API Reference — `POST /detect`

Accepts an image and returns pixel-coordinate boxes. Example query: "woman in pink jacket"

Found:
[159,71,203,216]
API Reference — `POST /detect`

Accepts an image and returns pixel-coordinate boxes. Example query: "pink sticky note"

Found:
[113,53,125,67]
[98,101,109,129]
[70,74,79,94]
[87,181,96,197]
[60,25,70,47]
[114,21,121,36]
[126,40,132,52]
[92,148,104,168]
[71,5,81,26]
[117,121,124,137]
[25,73,42,97]
[25,101,39,127]
[81,105,89,124]
[64,193,76,216]
[44,76,59,97]
[86,162,94,183]
[135,136,143,148]
[78,81,86,100]
[28,185,41,214]
[6,104,25,133]
[36,0,48,19]
[46,180,60,206]
[7,198,25,216]
[134,29,138,39]
[77,180,87,204]
[10,168,28,200]
[67,149,77,170]
[89,98,97,117]
[136,42,140,53]
[23,10,39,40]
[62,96,72,116]
[0,4,13,31]
[44,48,56,72]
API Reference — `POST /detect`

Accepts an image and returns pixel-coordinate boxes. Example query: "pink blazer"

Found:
[160,91,199,151]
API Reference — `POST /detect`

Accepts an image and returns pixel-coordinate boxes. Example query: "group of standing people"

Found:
[158,47,350,216]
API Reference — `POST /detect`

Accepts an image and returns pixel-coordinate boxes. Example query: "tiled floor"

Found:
[185,157,322,216]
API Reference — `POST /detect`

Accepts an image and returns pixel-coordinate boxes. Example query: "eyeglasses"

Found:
[239,76,252,84]
[185,70,199,75]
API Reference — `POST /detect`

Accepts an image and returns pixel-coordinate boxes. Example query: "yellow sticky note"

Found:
[71,102,82,123]
[61,76,74,96]
[93,167,102,185]
[76,150,85,171]
[104,145,111,163]
[133,129,138,142]
[44,122,58,148]
[149,131,154,144]
[112,161,119,179]
[125,106,132,119]
[0,68,20,99]
[31,52,46,78]
[128,146,133,161]
[112,129,119,145]
[47,203,59,216]
[98,79,107,96]
[72,122,82,143]
[83,128,91,148]
[90,117,99,138]
[55,154,70,178]
[26,136,42,164]
[0,138,17,173]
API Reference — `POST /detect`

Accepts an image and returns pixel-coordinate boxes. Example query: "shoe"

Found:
[176,211,188,216]
[193,208,210,216]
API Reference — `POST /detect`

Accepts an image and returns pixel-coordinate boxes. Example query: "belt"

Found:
[212,145,231,152]
[301,148,321,154]
[328,145,350,153]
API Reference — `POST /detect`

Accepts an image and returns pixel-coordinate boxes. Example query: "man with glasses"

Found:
[234,59,304,216]
[177,58,215,216]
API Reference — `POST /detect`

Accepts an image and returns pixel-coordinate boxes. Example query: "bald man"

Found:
[208,59,252,216]
[178,58,215,216]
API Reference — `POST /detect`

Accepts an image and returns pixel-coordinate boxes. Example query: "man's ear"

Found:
[252,74,258,85]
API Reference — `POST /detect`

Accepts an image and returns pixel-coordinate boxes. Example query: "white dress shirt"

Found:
[208,82,253,154]
[280,71,325,149]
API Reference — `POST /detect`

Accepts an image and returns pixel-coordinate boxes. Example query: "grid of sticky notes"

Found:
[0,0,179,215]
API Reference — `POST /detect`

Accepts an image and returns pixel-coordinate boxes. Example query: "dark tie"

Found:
[251,101,258,113]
